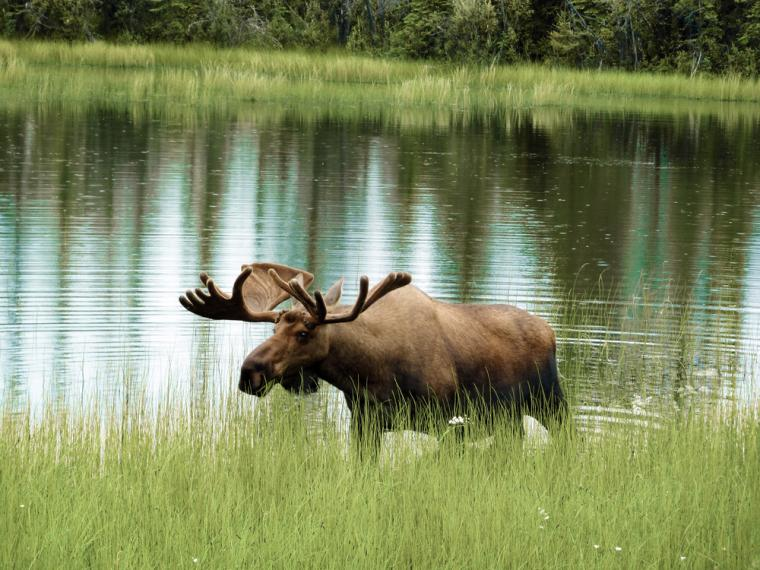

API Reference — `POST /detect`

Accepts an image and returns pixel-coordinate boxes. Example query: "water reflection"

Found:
[1,106,759,418]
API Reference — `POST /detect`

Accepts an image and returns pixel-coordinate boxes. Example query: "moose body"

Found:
[180,262,568,449]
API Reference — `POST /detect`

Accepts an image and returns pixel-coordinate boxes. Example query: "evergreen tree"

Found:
[549,0,606,67]
[607,0,663,69]
[735,0,760,72]
[390,0,452,59]
[447,0,498,62]
[739,0,760,50]
[144,0,200,42]
[493,0,534,62]
[0,0,757,75]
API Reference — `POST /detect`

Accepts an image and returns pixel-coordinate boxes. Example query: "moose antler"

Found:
[180,263,314,322]
[269,270,411,325]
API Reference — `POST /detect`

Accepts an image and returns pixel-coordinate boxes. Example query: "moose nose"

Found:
[239,359,269,395]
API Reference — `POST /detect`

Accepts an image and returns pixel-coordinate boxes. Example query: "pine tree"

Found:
[549,0,606,67]
[493,0,534,62]
[145,0,201,42]
[739,0,760,50]
[390,0,452,59]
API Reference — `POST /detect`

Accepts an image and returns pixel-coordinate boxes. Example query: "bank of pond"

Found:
[2,37,760,568]
[2,40,760,124]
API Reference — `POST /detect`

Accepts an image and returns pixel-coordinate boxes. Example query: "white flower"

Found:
[593,545,600,550]
[19,504,25,508]
[614,546,622,552]
[192,558,199,564]
[448,416,469,426]
[632,394,652,410]
[680,556,686,561]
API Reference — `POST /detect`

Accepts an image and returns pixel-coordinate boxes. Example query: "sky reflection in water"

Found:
[1,106,759,415]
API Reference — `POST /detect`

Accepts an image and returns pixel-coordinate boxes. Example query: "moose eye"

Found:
[296,331,309,342]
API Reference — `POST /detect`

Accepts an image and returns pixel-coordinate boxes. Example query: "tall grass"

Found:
[554,275,739,413]
[1,279,758,567]
[5,40,759,102]
[2,387,758,568]
[1,43,759,563]
[2,40,760,126]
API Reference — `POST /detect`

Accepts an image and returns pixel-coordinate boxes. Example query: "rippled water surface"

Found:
[2,105,759,422]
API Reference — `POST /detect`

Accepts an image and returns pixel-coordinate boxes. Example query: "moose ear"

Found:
[322,277,344,307]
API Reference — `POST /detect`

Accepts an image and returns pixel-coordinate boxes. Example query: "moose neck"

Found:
[316,320,380,398]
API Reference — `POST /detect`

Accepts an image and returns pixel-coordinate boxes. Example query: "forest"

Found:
[1,0,759,76]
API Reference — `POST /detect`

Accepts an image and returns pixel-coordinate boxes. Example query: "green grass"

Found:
[2,40,760,125]
[2,389,758,568]
[1,41,759,566]
[1,285,758,567]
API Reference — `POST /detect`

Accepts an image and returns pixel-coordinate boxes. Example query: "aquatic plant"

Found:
[1,40,759,127]
[1,382,757,567]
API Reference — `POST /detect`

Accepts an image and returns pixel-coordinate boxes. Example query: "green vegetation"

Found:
[1,0,759,75]
[2,24,759,569]
[2,389,758,567]
[1,40,760,126]
[2,284,759,567]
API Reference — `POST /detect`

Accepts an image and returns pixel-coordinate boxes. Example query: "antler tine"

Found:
[178,267,279,322]
[289,278,318,313]
[362,272,412,312]
[320,276,370,324]
[267,269,319,318]
[313,290,328,322]
[266,269,410,325]
[268,268,292,293]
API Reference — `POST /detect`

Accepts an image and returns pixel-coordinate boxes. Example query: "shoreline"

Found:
[2,41,759,122]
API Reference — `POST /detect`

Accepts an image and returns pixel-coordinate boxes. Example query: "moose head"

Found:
[179,263,411,397]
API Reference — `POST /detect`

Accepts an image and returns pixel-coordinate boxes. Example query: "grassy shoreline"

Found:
[3,40,760,567]
[2,391,758,568]
[2,40,760,124]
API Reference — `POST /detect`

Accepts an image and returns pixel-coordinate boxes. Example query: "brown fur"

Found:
[239,285,567,440]
[181,265,568,451]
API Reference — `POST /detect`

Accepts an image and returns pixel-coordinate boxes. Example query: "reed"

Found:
[1,382,758,568]
[1,280,758,567]
[1,273,758,567]
[2,40,760,127]
[2,41,759,565]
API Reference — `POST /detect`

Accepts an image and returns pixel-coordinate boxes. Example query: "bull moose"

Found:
[179,262,569,452]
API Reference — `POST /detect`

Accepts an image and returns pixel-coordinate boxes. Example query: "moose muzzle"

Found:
[239,355,271,396]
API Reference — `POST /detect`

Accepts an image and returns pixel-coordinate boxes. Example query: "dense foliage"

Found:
[0,0,758,74]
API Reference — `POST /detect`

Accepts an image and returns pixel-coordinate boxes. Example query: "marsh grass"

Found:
[1,281,759,567]
[2,40,760,127]
[552,272,752,416]
[2,39,759,567]
[2,384,758,568]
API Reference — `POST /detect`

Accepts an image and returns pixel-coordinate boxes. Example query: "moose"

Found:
[179,262,569,452]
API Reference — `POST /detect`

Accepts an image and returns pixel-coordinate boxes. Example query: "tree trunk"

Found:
[364,0,376,45]
[338,0,353,44]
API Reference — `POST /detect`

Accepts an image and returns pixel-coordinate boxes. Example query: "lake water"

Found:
[1,104,759,427]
